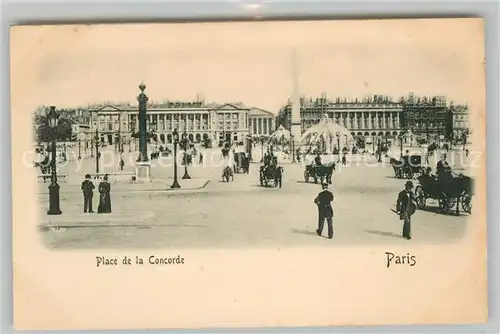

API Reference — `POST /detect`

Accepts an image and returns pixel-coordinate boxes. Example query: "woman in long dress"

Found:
[97,174,112,213]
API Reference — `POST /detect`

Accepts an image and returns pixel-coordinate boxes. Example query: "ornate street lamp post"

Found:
[90,133,94,158]
[259,136,264,162]
[399,133,404,158]
[377,135,382,162]
[182,132,191,179]
[130,118,136,152]
[336,132,341,162]
[95,128,100,173]
[78,138,82,160]
[47,106,62,215]
[171,129,181,189]
[291,134,296,163]
[151,121,158,150]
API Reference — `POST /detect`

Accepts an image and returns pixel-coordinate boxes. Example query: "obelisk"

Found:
[290,49,302,146]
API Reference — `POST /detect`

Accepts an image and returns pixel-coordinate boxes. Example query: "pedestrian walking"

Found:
[119,157,124,170]
[199,152,204,164]
[342,153,347,166]
[314,183,334,239]
[396,181,416,240]
[97,174,112,214]
[81,174,95,213]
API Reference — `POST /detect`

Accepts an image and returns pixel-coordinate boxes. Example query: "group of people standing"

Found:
[81,174,112,214]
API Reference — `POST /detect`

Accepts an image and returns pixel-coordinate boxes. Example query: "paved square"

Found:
[38,149,472,249]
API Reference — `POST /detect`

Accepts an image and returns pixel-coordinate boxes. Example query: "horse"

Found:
[389,157,406,178]
[34,156,51,174]
[222,166,234,182]
[259,164,283,188]
[304,162,335,184]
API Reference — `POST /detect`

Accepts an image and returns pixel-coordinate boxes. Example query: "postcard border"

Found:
[2,1,499,333]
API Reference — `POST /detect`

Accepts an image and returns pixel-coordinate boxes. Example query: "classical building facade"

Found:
[277,95,404,138]
[277,94,460,143]
[248,107,276,137]
[87,101,272,146]
[450,104,469,138]
[400,95,451,140]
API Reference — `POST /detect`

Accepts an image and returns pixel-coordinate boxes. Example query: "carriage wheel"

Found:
[304,171,309,183]
[415,186,426,209]
[438,194,454,213]
[438,197,448,212]
[461,193,472,213]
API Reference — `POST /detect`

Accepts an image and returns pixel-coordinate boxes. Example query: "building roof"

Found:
[249,107,274,117]
[212,103,249,111]
[89,104,124,112]
[87,102,254,112]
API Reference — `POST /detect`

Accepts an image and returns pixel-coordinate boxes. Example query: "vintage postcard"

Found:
[11,19,487,330]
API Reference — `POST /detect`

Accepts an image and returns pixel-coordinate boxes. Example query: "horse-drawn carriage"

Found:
[390,155,425,179]
[303,162,336,184]
[233,152,250,174]
[259,164,283,188]
[415,172,473,214]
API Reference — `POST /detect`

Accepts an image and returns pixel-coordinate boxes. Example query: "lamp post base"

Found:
[182,171,191,180]
[134,161,151,182]
[47,183,62,215]
[170,180,181,189]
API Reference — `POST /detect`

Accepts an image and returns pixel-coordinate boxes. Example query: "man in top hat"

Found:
[396,180,416,240]
[314,182,334,239]
[81,174,95,213]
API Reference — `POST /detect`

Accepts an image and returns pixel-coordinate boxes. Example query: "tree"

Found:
[33,111,73,143]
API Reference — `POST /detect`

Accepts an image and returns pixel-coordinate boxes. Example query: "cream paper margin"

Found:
[11,19,487,330]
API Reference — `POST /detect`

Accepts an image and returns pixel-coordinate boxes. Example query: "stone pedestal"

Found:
[134,161,151,182]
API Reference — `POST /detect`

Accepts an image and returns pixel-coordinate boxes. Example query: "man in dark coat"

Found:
[396,181,416,240]
[314,153,322,166]
[314,183,334,239]
[436,153,452,186]
[81,174,95,213]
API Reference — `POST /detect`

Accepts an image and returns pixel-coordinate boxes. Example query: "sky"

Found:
[11,19,485,115]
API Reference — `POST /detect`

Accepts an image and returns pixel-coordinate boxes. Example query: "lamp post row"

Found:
[45,83,191,215]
